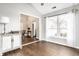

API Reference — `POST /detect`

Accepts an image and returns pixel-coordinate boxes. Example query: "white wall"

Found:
[0,3,41,33]
[40,17,46,40]
[74,5,79,48]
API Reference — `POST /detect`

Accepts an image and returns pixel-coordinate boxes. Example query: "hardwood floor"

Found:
[3,40,79,56]
[22,37,39,44]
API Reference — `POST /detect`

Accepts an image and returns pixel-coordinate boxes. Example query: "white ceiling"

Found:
[31,3,75,15]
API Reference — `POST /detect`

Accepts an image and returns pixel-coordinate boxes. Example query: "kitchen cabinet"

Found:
[0,33,22,55]
[2,35,11,51]
[13,34,21,48]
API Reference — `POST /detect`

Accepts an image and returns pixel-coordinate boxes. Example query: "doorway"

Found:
[20,14,39,45]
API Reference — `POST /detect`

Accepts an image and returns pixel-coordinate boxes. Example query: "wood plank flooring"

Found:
[3,41,79,56]
[22,37,39,44]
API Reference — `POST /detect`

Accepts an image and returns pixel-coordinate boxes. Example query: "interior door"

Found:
[32,23,34,37]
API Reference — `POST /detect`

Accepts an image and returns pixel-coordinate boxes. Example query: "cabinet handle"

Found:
[11,38,14,42]
[11,37,14,49]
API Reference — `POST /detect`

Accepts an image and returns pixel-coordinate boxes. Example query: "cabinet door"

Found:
[2,36,11,50]
[13,35,21,48]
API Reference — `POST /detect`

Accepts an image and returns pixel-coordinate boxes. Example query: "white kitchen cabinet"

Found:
[13,34,21,48]
[2,36,11,51]
[0,33,22,55]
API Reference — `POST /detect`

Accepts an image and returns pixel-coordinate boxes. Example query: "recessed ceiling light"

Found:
[52,6,56,9]
[41,3,44,6]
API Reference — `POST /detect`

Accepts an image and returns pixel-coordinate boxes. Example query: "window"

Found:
[46,12,73,39]
[46,16,57,39]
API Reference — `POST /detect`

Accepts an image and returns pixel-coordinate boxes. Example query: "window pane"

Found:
[46,16,57,29]
[46,29,57,39]
[46,12,73,39]
[58,14,68,29]
[46,16,57,39]
[59,29,67,38]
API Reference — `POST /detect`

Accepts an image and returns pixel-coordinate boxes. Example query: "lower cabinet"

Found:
[0,34,21,55]
[2,36,11,51]
[13,35,21,48]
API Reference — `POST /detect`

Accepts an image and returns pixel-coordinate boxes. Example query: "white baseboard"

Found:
[73,46,79,49]
[22,40,39,47]
[42,40,79,49]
